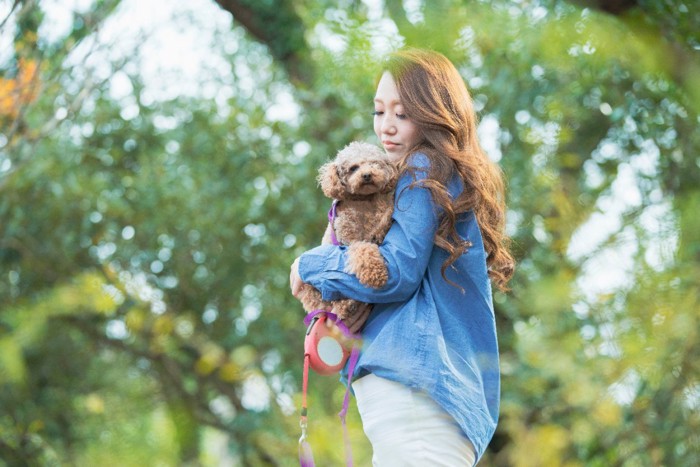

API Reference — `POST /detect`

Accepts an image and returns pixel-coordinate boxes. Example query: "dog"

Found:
[296,141,398,323]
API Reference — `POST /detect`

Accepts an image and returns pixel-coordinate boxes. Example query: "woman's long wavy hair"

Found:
[383,48,514,291]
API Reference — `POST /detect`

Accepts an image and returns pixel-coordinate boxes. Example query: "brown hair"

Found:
[383,48,514,291]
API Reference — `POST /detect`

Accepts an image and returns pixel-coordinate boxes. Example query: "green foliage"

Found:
[1,0,698,465]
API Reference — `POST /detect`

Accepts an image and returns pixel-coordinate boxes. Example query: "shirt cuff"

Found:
[298,244,347,302]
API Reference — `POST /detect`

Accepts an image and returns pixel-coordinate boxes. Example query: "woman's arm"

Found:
[297,165,438,304]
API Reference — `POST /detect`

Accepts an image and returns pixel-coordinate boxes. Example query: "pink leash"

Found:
[300,310,361,467]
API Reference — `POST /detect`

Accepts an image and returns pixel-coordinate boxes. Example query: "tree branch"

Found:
[567,0,639,14]
[0,0,21,30]
[213,0,312,86]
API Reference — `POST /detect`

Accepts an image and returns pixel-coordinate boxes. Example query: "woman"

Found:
[290,48,514,466]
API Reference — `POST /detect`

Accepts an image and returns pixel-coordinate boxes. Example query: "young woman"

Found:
[290,48,514,466]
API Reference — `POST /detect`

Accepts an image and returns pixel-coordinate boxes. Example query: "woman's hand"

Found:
[289,257,303,298]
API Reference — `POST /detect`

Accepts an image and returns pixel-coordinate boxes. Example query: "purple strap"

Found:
[328,200,341,246]
[339,345,360,467]
[304,309,359,339]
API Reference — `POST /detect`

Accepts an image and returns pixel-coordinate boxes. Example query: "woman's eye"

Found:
[372,110,383,116]
[349,165,359,173]
[396,113,407,120]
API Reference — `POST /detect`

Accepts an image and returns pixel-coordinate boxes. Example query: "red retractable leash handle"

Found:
[304,313,353,374]
[299,310,361,467]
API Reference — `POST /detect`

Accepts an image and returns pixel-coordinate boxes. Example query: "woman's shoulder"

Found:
[404,151,431,171]
[397,152,431,188]
[402,151,464,193]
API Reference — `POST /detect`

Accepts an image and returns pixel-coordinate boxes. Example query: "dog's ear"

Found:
[319,161,345,199]
[381,162,399,193]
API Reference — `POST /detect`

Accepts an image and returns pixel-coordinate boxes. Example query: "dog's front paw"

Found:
[345,242,388,288]
[332,299,356,322]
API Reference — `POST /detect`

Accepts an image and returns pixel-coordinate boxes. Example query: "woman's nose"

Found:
[381,115,396,135]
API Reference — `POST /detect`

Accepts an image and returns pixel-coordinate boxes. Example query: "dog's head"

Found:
[318,142,398,200]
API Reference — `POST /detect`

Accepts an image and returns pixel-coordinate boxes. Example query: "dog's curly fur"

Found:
[296,141,397,322]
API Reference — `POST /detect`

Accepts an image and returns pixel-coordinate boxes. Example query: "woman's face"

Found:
[373,72,421,162]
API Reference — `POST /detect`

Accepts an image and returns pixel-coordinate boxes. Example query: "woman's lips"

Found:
[382,141,399,150]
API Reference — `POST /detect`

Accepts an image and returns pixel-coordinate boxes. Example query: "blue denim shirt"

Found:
[298,154,499,461]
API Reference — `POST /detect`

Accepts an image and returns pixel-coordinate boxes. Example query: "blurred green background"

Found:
[1,0,698,465]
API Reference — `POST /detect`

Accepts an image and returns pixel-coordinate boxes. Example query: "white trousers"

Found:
[352,374,476,467]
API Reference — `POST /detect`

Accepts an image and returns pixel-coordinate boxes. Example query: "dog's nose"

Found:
[362,173,372,182]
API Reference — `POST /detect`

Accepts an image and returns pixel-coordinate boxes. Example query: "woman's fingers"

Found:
[290,257,302,297]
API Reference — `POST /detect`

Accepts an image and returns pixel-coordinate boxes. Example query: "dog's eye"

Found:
[348,165,359,173]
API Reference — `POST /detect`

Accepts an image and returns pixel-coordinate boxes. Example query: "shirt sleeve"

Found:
[298,158,439,304]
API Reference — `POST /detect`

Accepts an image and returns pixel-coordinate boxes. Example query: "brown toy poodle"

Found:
[296,141,398,327]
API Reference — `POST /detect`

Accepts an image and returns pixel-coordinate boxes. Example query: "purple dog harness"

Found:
[328,200,341,246]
